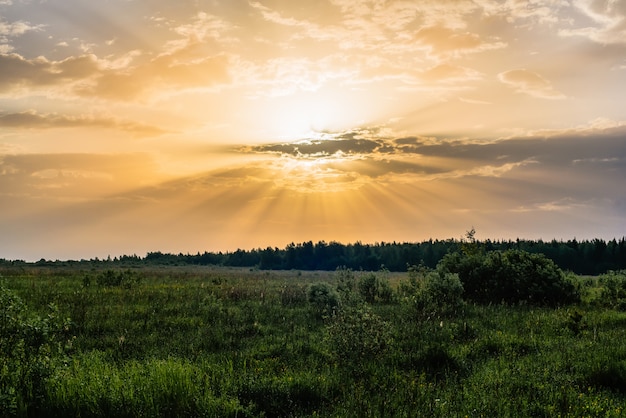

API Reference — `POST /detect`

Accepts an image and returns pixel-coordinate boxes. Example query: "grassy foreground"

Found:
[2,266,626,417]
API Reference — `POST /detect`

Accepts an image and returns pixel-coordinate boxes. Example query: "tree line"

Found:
[10,237,626,275]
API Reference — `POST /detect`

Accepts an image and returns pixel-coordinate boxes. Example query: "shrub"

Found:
[404,268,465,319]
[96,269,140,288]
[308,283,340,319]
[358,273,378,303]
[357,272,394,304]
[335,267,361,306]
[326,305,393,371]
[438,249,579,306]
[0,285,70,416]
[414,273,464,317]
[598,270,626,308]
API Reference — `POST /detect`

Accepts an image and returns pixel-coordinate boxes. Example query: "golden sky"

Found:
[1,0,625,260]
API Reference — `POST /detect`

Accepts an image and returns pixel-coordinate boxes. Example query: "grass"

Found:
[1,265,626,417]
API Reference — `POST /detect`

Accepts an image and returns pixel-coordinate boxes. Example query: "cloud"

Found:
[419,63,483,83]
[171,11,236,43]
[328,0,479,31]
[250,1,504,58]
[240,122,626,195]
[458,96,492,105]
[252,137,382,158]
[0,48,230,100]
[560,0,626,44]
[0,152,163,199]
[413,26,506,58]
[498,69,566,99]
[257,120,626,161]
[246,127,395,157]
[0,110,168,136]
[0,20,43,37]
[0,11,233,100]
[527,117,626,138]
[76,51,231,100]
[0,53,100,94]
[512,198,593,213]
[478,0,564,25]
[249,1,375,50]
[0,17,44,53]
[236,55,356,97]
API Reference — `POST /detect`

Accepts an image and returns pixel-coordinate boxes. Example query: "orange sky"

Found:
[1,0,625,260]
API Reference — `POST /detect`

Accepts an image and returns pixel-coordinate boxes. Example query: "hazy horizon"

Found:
[1,0,625,261]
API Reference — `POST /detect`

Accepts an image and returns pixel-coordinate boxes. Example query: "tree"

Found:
[438,249,579,306]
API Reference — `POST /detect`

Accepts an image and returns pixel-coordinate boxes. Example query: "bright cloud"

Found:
[498,69,566,99]
[563,0,626,44]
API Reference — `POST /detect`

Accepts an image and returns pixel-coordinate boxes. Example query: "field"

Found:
[2,264,626,417]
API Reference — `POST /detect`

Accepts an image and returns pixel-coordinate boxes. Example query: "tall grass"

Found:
[2,266,626,416]
[45,353,250,417]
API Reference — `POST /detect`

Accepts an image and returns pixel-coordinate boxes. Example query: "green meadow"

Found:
[2,261,626,417]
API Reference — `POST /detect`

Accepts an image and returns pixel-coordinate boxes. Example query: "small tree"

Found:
[598,270,626,309]
[357,272,394,304]
[438,249,579,306]
[403,266,465,319]
[358,273,378,303]
[335,267,361,306]
[308,283,340,319]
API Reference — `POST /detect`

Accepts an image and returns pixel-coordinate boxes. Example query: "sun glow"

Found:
[271,152,361,193]
[260,88,371,141]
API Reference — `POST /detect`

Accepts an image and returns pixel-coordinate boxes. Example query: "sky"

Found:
[1,0,625,261]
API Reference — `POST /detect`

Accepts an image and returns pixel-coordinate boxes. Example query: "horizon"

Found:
[1,1,625,261]
[6,235,626,264]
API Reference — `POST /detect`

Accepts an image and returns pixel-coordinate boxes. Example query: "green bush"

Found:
[598,270,626,308]
[308,283,340,318]
[404,268,465,319]
[326,305,393,370]
[357,272,394,304]
[335,267,361,306]
[96,269,140,288]
[438,249,579,306]
[0,285,70,416]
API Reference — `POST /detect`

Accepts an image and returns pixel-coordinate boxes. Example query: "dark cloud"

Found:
[242,125,626,189]
[248,126,625,164]
[0,53,100,92]
[0,110,167,136]
[253,138,383,157]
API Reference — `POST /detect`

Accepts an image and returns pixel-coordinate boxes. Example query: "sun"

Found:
[261,89,367,141]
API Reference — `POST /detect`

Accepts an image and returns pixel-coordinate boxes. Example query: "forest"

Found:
[9,236,626,275]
